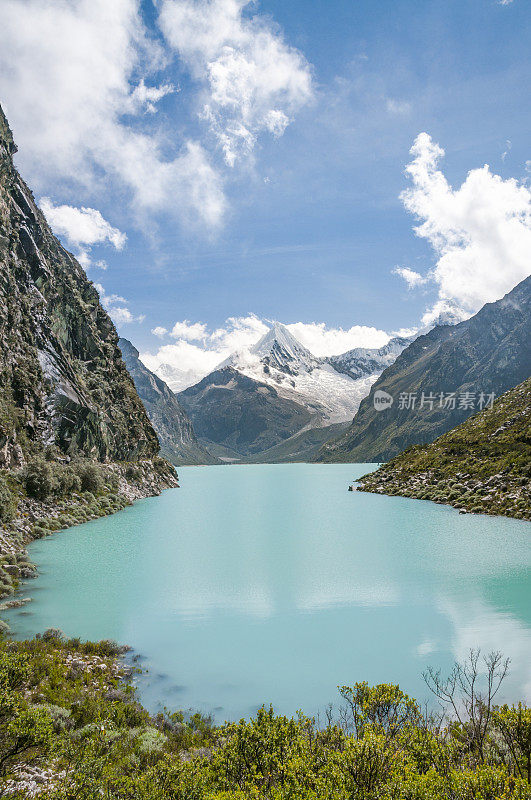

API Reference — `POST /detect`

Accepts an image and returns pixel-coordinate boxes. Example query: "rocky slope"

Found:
[178,366,315,459]
[317,275,531,463]
[119,338,217,465]
[355,378,531,520]
[0,104,177,598]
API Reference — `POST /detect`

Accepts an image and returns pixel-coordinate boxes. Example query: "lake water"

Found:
[4,464,531,721]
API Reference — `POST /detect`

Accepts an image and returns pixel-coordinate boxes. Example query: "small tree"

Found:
[74,462,104,494]
[423,649,510,763]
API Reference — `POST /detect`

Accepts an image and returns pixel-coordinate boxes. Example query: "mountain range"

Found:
[317,275,531,463]
[176,322,414,461]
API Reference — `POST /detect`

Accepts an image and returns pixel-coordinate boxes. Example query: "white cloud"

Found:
[401,132,531,320]
[285,322,389,356]
[386,98,411,115]
[151,326,169,338]
[129,79,175,114]
[392,266,427,289]
[158,0,314,166]
[501,139,511,162]
[170,320,209,341]
[40,198,126,269]
[95,283,145,327]
[0,0,225,228]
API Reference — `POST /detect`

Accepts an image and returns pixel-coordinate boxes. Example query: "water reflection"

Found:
[3,464,530,719]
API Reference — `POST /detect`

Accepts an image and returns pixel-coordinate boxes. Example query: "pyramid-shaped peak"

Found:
[249,321,319,374]
[251,322,312,359]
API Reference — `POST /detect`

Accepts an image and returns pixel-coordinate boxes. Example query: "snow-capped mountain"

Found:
[328,335,414,380]
[221,322,380,424]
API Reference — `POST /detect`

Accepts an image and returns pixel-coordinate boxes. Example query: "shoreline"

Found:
[0,458,179,610]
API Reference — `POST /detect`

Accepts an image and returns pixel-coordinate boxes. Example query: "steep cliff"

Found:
[0,104,177,600]
[119,338,218,465]
[0,105,161,466]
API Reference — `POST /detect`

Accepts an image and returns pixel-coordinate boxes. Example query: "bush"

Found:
[74,462,104,494]
[0,475,15,523]
[22,459,57,501]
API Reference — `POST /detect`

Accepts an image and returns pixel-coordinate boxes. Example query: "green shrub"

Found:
[0,475,15,523]
[22,459,57,501]
[74,462,104,494]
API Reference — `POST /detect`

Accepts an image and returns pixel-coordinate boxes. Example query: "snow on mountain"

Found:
[328,336,414,380]
[328,309,464,381]
[221,322,381,424]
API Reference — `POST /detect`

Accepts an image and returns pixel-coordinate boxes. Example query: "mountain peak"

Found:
[250,322,315,368]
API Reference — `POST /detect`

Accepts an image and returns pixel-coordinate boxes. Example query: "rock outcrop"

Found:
[0,104,162,466]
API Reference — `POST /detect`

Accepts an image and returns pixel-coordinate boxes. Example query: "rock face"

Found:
[316,275,531,462]
[118,338,217,465]
[0,105,162,466]
[178,366,315,459]
[356,378,531,520]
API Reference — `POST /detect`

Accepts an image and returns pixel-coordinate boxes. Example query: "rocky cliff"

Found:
[0,104,177,600]
[0,105,163,466]
[119,338,218,465]
[317,275,531,463]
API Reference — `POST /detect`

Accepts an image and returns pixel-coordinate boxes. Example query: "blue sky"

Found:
[0,0,529,384]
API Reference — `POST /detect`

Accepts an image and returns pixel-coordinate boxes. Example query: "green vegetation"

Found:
[0,474,15,523]
[0,636,529,798]
[357,378,531,520]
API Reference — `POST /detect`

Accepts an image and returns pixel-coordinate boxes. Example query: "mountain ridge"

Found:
[119,338,218,466]
[316,275,531,463]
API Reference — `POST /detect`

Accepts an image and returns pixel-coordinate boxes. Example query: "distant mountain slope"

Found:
[0,104,165,468]
[356,378,531,520]
[316,275,531,463]
[119,339,217,466]
[244,421,350,464]
[178,366,315,458]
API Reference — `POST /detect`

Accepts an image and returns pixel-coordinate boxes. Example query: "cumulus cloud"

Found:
[141,315,391,389]
[392,266,427,290]
[151,326,169,337]
[400,132,531,320]
[40,198,126,269]
[170,320,209,341]
[0,0,225,228]
[285,322,389,356]
[158,0,314,166]
[95,283,145,327]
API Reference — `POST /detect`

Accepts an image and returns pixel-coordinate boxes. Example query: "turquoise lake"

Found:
[4,463,531,721]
